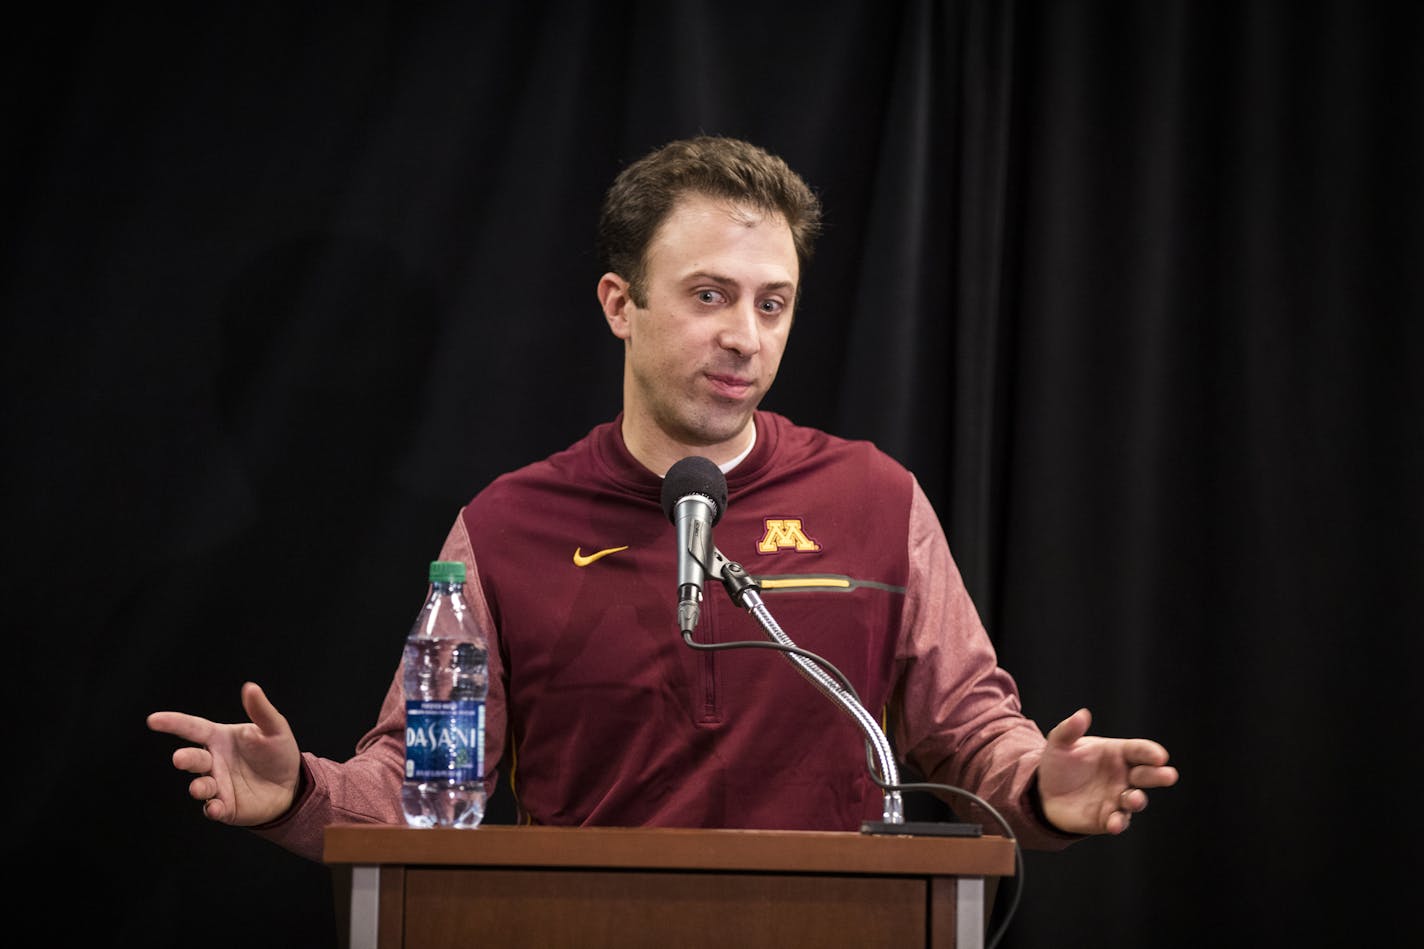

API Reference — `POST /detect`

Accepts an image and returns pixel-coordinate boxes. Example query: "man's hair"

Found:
[596,136,823,305]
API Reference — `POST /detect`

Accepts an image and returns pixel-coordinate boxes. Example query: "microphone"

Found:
[660,456,728,634]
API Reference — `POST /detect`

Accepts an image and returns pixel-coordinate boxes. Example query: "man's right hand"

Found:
[148,681,302,826]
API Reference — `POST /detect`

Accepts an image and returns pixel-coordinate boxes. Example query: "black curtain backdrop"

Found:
[6,2,1421,946]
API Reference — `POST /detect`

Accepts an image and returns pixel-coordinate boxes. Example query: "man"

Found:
[149,136,1177,861]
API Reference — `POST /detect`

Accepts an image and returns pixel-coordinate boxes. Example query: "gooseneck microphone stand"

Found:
[691,547,908,828]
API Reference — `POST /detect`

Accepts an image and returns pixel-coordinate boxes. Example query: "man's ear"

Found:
[598,272,634,340]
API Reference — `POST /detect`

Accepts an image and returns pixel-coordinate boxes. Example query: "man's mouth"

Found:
[704,372,755,399]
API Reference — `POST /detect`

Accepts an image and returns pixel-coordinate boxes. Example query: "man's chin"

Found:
[679,406,758,449]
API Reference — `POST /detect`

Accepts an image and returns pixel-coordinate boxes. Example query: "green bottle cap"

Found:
[428,560,466,584]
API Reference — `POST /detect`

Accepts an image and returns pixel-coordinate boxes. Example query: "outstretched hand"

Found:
[1037,708,1179,836]
[147,682,302,826]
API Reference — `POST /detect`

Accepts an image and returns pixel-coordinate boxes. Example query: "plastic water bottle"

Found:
[401,560,487,828]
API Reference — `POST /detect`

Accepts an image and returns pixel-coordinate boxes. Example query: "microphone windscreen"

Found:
[660,456,728,525]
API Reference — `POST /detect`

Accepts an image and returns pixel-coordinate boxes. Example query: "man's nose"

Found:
[716,302,761,357]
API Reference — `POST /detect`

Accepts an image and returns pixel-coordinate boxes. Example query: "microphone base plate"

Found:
[860,820,983,837]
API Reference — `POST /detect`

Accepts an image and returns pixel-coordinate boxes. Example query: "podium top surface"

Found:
[323,824,1015,877]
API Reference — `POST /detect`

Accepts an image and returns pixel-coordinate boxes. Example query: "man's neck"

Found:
[620,413,757,477]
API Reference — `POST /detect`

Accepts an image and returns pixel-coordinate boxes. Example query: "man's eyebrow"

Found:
[682,271,796,293]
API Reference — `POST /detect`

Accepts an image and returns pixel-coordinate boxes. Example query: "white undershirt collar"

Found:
[719,420,756,473]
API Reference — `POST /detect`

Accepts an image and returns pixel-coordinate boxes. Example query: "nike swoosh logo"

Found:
[572,545,629,567]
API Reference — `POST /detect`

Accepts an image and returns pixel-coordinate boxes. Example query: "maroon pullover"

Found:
[257,412,1077,858]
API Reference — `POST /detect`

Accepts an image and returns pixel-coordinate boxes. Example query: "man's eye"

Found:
[697,290,725,304]
[759,299,785,315]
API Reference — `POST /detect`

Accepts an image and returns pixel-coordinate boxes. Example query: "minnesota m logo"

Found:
[757,518,822,553]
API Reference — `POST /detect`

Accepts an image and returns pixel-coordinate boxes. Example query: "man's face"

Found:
[603,192,799,462]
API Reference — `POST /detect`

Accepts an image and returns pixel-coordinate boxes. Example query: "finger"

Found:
[188,775,218,802]
[241,682,290,738]
[1045,707,1092,748]
[1121,738,1172,768]
[1128,763,1180,789]
[1120,787,1149,814]
[148,711,216,745]
[172,746,214,775]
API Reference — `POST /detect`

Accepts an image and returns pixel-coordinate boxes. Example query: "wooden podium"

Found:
[324,824,1015,949]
